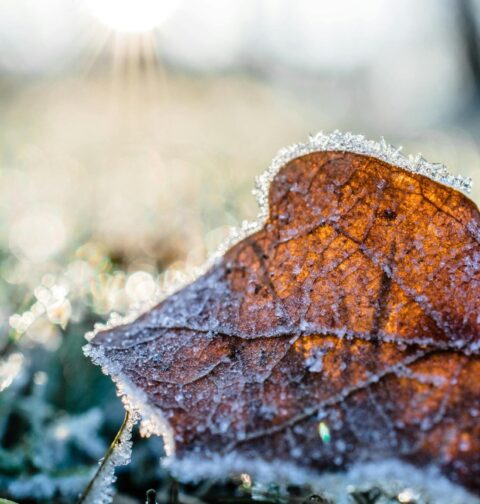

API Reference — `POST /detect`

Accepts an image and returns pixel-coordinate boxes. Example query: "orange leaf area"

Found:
[90,151,480,494]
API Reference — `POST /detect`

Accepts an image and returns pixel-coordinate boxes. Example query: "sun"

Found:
[85,0,180,33]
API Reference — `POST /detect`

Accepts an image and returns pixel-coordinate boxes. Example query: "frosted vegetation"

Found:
[83,133,480,503]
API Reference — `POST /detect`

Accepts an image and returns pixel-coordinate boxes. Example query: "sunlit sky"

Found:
[85,0,181,33]
[0,0,461,76]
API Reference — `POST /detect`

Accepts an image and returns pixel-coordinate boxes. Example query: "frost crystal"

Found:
[165,455,480,504]
[217,131,473,256]
[254,130,472,227]
[79,409,137,504]
[84,131,480,503]
[82,344,176,503]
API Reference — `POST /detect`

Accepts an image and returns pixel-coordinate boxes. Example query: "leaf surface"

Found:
[88,150,480,494]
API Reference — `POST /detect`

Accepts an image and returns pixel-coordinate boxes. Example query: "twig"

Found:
[76,411,131,504]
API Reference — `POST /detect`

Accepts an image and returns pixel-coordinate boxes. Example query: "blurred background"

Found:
[1,0,480,502]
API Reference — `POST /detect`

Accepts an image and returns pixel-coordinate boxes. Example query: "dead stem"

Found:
[76,411,131,504]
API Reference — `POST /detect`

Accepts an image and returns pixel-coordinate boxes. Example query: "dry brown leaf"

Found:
[86,140,480,496]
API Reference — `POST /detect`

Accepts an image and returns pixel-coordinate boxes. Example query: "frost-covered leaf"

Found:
[86,134,480,499]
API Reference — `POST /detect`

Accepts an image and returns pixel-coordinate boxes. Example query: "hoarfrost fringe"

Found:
[77,411,136,504]
[81,344,175,504]
[217,130,473,256]
[165,455,480,504]
[86,130,474,341]
[83,131,477,503]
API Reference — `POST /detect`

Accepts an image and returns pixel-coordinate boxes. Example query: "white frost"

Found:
[82,344,175,503]
[217,130,472,257]
[85,130,474,344]
[166,454,480,504]
[83,131,477,503]
[79,410,136,504]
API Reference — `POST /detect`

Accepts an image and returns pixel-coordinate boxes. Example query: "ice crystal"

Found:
[79,410,137,504]
[165,455,479,504]
[79,344,176,502]
[83,131,479,503]
[84,344,175,456]
[218,131,473,256]
[85,131,475,343]
[254,131,472,227]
